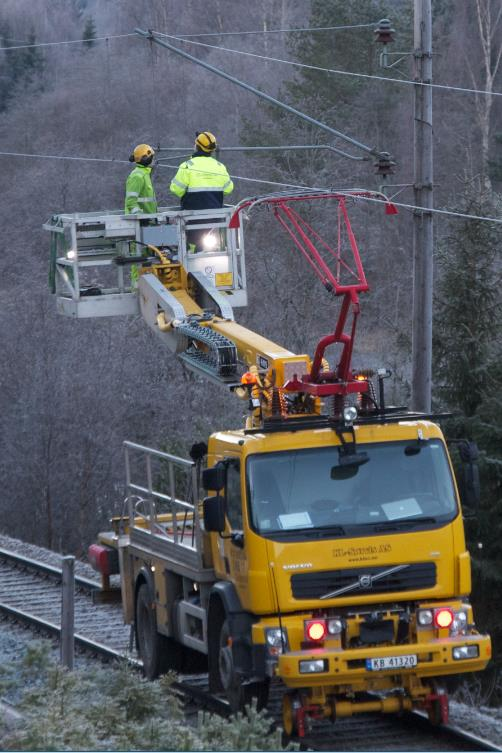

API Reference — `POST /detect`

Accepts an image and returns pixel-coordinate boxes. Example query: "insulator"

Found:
[332,394,345,420]
[374,18,395,44]
[374,152,396,176]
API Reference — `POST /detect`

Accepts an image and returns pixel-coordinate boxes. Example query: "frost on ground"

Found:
[0,532,100,581]
[449,699,502,748]
[0,531,122,588]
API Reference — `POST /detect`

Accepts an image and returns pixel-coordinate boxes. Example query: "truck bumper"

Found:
[277,633,491,689]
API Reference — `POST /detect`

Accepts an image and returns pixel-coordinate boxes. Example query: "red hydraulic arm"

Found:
[229,191,397,400]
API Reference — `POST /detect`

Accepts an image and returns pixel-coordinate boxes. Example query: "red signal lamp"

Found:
[434,608,454,629]
[305,619,327,642]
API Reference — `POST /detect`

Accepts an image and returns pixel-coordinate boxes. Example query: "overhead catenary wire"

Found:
[0,32,137,51]
[158,162,502,225]
[152,30,502,100]
[174,22,379,38]
[1,149,501,227]
[0,22,380,51]
[157,144,367,161]
[1,27,499,100]
[0,150,130,165]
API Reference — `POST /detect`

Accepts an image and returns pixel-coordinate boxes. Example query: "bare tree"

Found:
[464,0,502,192]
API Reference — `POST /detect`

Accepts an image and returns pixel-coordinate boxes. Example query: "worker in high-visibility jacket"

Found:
[125,144,157,285]
[125,144,158,215]
[169,132,233,210]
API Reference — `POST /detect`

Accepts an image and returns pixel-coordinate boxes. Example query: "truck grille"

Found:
[291,562,436,600]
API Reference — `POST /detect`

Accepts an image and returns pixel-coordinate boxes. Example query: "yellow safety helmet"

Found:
[129,143,155,165]
[195,131,217,153]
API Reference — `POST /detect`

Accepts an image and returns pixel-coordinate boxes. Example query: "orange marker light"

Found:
[305,620,327,642]
[241,371,258,385]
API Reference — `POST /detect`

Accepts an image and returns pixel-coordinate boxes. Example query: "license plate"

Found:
[366,654,418,671]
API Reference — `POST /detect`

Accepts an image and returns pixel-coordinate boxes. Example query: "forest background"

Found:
[0,0,501,698]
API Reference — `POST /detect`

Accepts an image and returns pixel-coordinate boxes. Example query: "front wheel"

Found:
[282,692,301,737]
[135,582,183,679]
[218,618,269,711]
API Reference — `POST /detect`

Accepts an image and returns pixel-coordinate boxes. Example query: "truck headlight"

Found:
[343,406,358,423]
[453,645,479,660]
[265,627,287,656]
[299,659,327,674]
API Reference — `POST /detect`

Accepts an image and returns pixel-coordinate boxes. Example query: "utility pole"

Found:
[411,0,433,412]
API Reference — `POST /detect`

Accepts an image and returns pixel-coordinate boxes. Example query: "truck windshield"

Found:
[246,439,458,538]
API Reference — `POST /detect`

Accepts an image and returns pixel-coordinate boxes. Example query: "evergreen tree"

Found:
[242,0,411,183]
[286,0,390,117]
[1,642,292,751]
[434,186,502,698]
[82,16,97,49]
[0,26,44,112]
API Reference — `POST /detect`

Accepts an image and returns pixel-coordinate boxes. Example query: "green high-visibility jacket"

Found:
[125,164,157,214]
[169,154,234,210]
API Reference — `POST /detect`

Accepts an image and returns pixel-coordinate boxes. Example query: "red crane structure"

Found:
[230,191,397,407]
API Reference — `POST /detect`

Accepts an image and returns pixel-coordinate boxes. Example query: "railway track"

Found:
[0,541,499,752]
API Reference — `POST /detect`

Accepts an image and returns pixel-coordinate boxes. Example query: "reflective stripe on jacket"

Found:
[169,154,234,210]
[125,164,157,214]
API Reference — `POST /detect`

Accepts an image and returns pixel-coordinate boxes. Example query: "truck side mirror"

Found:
[453,440,481,513]
[203,495,226,532]
[202,461,226,491]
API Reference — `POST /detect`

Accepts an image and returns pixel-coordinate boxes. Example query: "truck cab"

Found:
[200,419,490,730]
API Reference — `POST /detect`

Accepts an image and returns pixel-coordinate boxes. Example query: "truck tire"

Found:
[136,583,183,678]
[218,618,269,711]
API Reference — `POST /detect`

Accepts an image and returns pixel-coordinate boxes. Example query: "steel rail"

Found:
[409,710,502,753]
[0,600,133,662]
[0,546,100,591]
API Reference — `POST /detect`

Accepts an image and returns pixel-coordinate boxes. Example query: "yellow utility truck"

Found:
[47,192,491,735]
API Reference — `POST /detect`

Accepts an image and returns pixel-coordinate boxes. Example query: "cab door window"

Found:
[225,461,242,530]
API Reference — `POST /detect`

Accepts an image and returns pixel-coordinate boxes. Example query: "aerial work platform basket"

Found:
[44,206,247,318]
